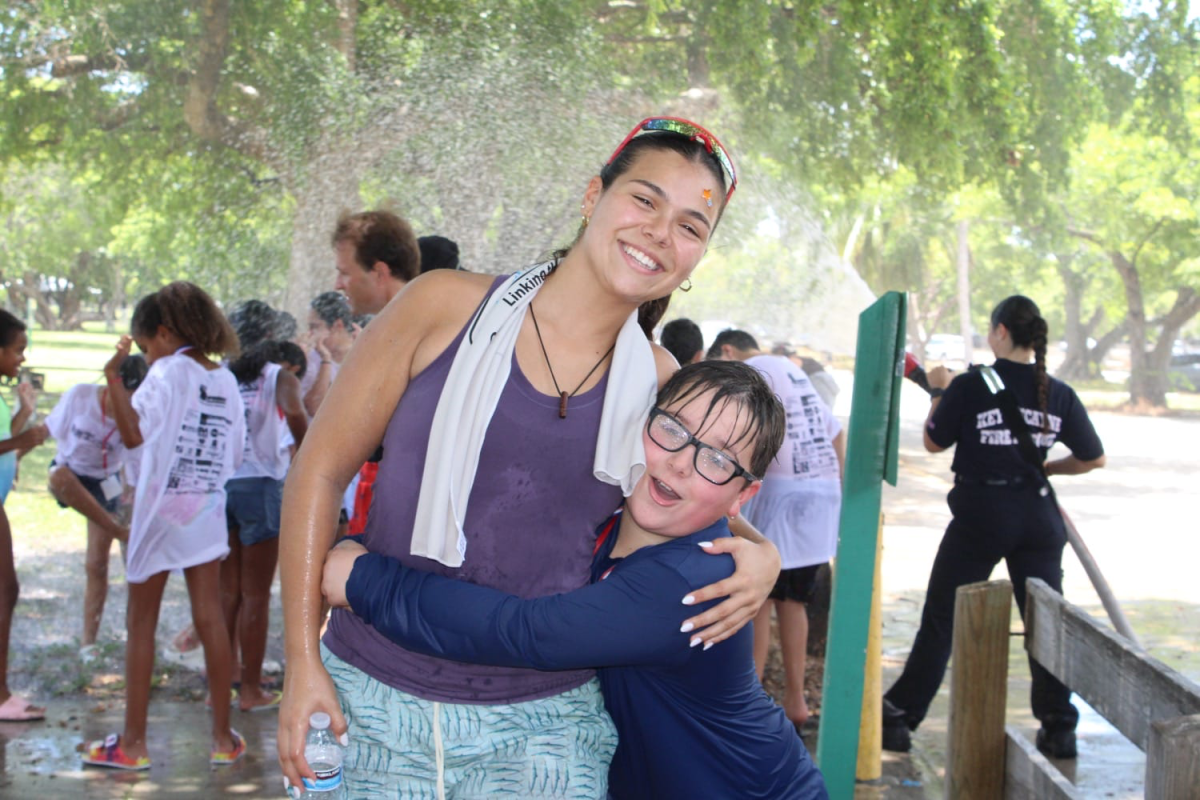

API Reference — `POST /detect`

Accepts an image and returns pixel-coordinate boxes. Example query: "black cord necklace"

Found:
[529,303,616,419]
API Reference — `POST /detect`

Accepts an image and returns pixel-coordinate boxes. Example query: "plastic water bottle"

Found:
[302,712,345,796]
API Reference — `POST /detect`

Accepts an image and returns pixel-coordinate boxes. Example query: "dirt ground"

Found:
[1,374,1197,798]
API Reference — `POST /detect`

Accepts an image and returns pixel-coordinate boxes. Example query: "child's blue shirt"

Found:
[346,512,828,800]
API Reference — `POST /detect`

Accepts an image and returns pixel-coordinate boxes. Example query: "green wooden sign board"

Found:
[816,291,906,798]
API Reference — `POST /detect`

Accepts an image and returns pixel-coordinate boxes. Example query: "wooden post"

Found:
[946,580,1012,800]
[856,518,883,781]
[1145,714,1200,800]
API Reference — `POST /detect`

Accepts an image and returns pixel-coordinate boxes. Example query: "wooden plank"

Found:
[1025,578,1200,750]
[817,291,906,799]
[1003,726,1082,800]
[1145,714,1200,800]
[946,580,1012,800]
[856,522,883,781]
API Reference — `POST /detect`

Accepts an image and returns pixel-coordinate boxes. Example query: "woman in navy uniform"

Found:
[883,295,1106,759]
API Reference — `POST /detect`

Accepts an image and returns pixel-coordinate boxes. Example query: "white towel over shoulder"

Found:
[410,261,658,567]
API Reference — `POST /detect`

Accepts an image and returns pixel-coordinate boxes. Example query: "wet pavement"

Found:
[0,698,283,798]
[1,374,1196,798]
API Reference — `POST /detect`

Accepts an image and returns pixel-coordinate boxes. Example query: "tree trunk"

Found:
[282,156,363,320]
[1110,250,1158,408]
[1154,288,1200,397]
[1056,253,1090,381]
[16,271,59,330]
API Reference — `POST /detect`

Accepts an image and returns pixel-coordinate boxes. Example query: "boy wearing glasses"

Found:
[321,361,827,799]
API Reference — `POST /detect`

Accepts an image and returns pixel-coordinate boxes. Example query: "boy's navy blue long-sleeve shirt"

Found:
[347,512,827,800]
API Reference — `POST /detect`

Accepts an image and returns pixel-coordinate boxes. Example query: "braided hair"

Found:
[991,295,1050,432]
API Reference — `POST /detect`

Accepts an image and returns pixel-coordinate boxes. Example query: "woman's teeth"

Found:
[623,245,660,271]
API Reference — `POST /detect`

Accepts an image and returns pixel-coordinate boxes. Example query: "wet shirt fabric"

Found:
[346,513,828,800]
[233,362,290,480]
[927,359,1104,480]
[46,384,125,480]
[743,355,843,569]
[323,276,623,704]
[126,354,245,583]
[0,394,14,502]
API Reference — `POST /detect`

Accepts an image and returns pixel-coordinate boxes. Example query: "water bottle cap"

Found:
[309,712,332,730]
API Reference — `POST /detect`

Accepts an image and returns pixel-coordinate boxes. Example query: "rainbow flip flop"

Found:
[81,733,151,771]
[210,729,246,766]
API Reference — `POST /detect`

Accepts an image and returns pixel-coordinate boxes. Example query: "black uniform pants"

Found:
[884,483,1079,732]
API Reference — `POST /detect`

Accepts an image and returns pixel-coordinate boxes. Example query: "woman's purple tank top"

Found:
[323,277,623,703]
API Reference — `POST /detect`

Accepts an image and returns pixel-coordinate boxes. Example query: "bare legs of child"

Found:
[0,504,45,721]
[220,526,280,711]
[48,466,128,542]
[49,467,129,651]
[753,600,811,726]
[120,560,239,763]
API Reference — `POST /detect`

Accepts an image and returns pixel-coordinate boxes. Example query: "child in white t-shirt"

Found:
[80,282,247,772]
[47,380,131,656]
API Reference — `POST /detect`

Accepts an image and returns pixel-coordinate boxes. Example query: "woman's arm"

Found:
[922,366,954,453]
[277,270,492,790]
[275,369,308,448]
[1045,453,1105,476]
[681,514,780,647]
[325,542,697,670]
[103,336,144,449]
[301,335,334,418]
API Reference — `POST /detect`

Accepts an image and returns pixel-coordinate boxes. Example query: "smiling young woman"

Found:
[276,117,779,799]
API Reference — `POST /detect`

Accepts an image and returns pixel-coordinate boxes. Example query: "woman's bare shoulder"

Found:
[398,270,498,324]
[651,341,679,388]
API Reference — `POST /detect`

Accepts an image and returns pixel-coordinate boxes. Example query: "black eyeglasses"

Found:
[646,407,758,486]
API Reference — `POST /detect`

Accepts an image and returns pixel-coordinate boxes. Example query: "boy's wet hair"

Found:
[656,361,785,479]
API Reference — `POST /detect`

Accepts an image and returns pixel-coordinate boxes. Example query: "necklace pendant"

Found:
[559,391,568,419]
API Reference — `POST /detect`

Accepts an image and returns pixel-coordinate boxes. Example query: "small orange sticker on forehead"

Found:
[703,189,713,207]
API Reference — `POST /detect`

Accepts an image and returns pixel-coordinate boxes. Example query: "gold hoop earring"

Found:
[581,215,589,229]
[679,278,693,293]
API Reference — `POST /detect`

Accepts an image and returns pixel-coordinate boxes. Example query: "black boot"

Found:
[882,698,913,753]
[1035,726,1077,759]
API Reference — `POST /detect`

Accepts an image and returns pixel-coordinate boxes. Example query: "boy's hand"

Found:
[104,336,133,381]
[322,539,369,609]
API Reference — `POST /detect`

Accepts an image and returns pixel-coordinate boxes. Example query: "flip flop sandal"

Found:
[80,733,151,771]
[0,694,45,722]
[210,729,246,766]
[240,689,283,713]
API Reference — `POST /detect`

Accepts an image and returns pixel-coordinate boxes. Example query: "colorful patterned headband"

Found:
[606,116,738,205]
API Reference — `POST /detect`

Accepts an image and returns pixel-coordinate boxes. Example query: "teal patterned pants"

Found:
[322,644,617,799]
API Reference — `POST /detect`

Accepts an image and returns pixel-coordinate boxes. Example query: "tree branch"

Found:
[182,0,279,170]
[1129,218,1166,267]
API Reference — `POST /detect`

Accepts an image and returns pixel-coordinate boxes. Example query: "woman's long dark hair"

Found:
[991,295,1050,432]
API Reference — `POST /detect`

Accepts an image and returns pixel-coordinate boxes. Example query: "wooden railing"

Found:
[945,578,1200,799]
